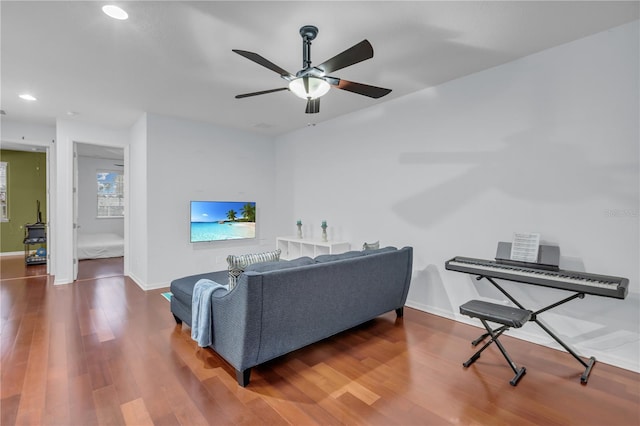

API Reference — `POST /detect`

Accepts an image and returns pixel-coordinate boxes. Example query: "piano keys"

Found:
[445,256,629,299]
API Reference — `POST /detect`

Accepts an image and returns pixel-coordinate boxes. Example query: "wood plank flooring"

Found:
[1,255,639,425]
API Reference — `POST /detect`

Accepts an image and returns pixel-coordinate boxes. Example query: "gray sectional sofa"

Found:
[170,246,413,386]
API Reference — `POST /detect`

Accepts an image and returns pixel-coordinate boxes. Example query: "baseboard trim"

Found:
[405,301,640,374]
[54,277,72,286]
[0,251,24,257]
[126,273,169,291]
[128,272,145,291]
[144,281,171,291]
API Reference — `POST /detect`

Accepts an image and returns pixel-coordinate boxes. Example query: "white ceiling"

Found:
[1,1,638,136]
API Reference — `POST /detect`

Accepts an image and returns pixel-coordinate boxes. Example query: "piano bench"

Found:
[460,300,531,328]
[460,300,531,386]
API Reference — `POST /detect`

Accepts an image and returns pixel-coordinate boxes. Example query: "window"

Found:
[0,162,7,221]
[97,170,124,218]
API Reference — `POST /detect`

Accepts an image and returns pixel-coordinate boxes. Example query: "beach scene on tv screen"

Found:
[191,201,256,242]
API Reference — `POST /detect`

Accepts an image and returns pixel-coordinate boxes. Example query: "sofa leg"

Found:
[395,307,404,318]
[236,368,251,387]
[173,314,182,325]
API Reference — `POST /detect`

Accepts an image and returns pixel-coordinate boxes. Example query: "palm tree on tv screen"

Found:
[226,210,237,222]
[241,203,256,222]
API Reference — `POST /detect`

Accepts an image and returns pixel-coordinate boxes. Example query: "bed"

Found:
[77,233,124,260]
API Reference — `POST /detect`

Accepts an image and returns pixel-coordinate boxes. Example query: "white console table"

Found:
[276,236,351,260]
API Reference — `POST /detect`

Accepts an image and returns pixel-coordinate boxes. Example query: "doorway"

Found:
[0,143,50,274]
[74,143,125,281]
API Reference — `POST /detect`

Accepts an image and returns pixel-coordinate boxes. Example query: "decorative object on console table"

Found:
[321,220,327,242]
[363,241,380,251]
[297,220,303,238]
[276,236,350,260]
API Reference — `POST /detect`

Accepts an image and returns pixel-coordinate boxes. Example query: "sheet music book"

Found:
[510,232,540,263]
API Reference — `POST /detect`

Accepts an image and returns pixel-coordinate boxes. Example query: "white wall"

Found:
[0,120,55,146]
[77,156,124,235]
[275,21,639,371]
[41,113,276,290]
[140,113,276,289]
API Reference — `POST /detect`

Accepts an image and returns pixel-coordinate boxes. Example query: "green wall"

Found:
[0,150,47,253]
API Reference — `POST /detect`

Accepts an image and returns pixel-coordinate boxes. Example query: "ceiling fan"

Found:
[233,25,392,114]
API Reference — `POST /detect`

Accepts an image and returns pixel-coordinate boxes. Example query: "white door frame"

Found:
[72,143,79,281]
[72,142,127,281]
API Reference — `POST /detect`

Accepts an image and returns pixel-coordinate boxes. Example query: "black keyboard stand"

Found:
[476,275,596,384]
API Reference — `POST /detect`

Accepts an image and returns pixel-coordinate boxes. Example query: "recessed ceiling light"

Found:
[19,94,37,101]
[102,5,128,20]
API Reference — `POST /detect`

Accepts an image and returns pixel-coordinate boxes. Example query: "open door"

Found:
[72,143,79,281]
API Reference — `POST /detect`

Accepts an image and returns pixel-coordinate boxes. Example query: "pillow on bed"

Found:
[226,249,281,288]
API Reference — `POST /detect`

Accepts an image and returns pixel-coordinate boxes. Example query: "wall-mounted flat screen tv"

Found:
[190,201,256,243]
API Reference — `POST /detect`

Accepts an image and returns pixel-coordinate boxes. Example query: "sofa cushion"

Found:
[227,249,281,288]
[170,270,229,304]
[245,256,316,273]
[314,250,366,263]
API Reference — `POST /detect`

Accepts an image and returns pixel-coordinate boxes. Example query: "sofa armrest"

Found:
[208,273,263,372]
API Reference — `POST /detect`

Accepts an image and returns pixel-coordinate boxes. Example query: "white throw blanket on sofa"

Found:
[191,279,228,347]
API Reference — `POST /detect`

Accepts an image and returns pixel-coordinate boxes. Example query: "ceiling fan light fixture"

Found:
[102,5,128,20]
[288,77,330,100]
[233,26,390,113]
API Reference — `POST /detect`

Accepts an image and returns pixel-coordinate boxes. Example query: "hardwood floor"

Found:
[1,255,638,425]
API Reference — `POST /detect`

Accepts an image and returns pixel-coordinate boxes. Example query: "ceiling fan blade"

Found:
[332,79,392,99]
[235,87,289,99]
[232,49,293,78]
[316,40,374,74]
[305,98,320,114]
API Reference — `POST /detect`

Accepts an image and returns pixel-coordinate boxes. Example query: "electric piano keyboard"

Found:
[446,256,629,299]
